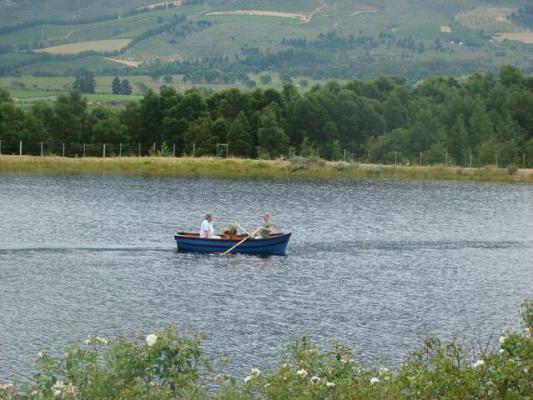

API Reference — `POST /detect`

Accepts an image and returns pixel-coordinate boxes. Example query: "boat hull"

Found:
[175,233,291,255]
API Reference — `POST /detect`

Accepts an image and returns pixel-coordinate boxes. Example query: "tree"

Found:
[120,79,132,95]
[184,117,215,156]
[163,75,173,84]
[51,91,89,145]
[73,69,96,94]
[499,65,525,88]
[112,77,121,95]
[91,114,128,143]
[260,75,272,85]
[227,111,253,157]
[257,106,289,158]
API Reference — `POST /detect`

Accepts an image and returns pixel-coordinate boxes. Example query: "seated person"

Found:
[257,212,273,239]
[200,213,220,239]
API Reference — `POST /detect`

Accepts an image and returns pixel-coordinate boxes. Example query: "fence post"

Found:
[419,152,422,166]
[103,143,106,158]
[0,140,2,155]
[173,143,176,157]
[523,154,526,169]
[62,143,65,157]
[469,152,472,168]
[344,149,347,162]
[19,141,22,156]
[445,152,448,166]
[138,143,141,157]
[40,142,44,156]
[495,153,498,168]
[394,151,397,166]
[119,143,122,158]
[192,143,196,158]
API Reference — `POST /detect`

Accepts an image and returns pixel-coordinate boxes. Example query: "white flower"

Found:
[326,381,335,387]
[499,349,505,355]
[37,351,44,358]
[215,373,225,382]
[408,376,416,382]
[0,384,14,391]
[379,367,389,375]
[499,336,506,345]
[264,383,271,388]
[96,336,108,345]
[472,359,485,368]
[85,336,108,346]
[370,377,380,385]
[310,376,321,385]
[281,363,289,369]
[244,375,252,383]
[251,368,261,376]
[52,381,65,398]
[296,369,308,378]
[341,354,351,364]
[146,333,158,347]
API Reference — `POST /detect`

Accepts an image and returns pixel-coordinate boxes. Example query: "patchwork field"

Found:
[205,10,309,21]
[493,32,533,44]
[0,0,531,85]
[35,39,133,54]
[455,6,517,32]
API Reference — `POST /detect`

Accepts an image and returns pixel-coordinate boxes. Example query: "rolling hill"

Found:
[0,0,532,96]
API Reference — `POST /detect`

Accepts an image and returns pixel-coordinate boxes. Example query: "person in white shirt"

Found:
[200,214,220,239]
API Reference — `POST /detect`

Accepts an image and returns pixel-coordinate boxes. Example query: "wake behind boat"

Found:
[174,232,291,255]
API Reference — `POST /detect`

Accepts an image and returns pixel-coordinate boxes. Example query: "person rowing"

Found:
[199,213,220,239]
[257,211,273,239]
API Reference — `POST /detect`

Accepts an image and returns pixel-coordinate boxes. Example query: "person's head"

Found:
[205,213,213,222]
[262,212,270,222]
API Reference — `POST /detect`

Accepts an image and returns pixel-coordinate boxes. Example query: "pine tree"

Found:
[120,79,132,95]
[112,77,121,95]
[73,69,96,94]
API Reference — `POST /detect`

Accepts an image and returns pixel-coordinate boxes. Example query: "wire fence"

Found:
[0,140,530,168]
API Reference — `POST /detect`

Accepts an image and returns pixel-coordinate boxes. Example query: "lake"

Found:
[0,174,532,381]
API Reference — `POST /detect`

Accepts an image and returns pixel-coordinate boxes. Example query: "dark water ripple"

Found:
[0,175,532,382]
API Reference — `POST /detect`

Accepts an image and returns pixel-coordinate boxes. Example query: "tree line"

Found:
[0,66,531,166]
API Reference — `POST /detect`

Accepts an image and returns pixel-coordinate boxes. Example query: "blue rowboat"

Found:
[175,232,291,255]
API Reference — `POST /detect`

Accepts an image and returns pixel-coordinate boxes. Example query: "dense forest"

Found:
[1,66,532,166]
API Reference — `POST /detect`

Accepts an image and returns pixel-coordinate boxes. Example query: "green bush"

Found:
[507,164,519,175]
[1,301,532,399]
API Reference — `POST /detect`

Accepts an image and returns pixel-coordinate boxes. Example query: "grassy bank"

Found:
[0,155,532,183]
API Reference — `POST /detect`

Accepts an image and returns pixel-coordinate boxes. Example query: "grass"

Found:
[1,156,531,183]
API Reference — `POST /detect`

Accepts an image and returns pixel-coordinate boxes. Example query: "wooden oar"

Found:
[222,227,261,255]
[235,223,252,236]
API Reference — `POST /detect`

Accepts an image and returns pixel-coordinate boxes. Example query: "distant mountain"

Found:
[0,0,532,81]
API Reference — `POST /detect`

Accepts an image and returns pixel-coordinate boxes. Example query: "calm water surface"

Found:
[0,174,532,381]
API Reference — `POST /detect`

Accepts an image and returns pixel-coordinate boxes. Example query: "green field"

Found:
[0,72,325,106]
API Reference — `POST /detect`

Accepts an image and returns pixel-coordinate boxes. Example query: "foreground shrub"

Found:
[1,301,532,399]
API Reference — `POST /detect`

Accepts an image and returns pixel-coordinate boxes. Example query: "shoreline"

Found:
[0,155,532,183]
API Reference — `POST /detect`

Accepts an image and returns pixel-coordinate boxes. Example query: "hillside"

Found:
[0,0,532,94]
